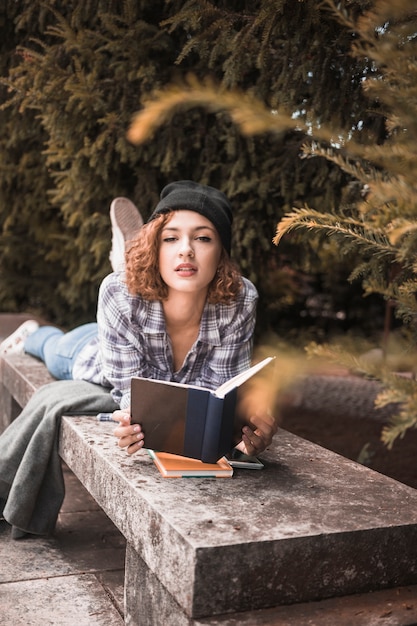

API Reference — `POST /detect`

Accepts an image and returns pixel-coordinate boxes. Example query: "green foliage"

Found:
[0,0,176,325]
[277,0,417,443]
[0,0,375,329]
[162,0,373,127]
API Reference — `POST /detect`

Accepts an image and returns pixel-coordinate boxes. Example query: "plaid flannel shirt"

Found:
[72,272,258,410]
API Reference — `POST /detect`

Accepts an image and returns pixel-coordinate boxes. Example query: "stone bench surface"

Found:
[61,414,417,619]
[0,353,56,431]
[3,349,417,620]
[1,351,55,399]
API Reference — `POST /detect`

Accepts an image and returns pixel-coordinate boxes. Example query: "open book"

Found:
[131,356,275,463]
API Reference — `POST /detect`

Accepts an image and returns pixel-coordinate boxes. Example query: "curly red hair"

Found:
[125,212,242,304]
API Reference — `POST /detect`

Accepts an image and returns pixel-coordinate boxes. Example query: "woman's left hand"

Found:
[236,411,278,457]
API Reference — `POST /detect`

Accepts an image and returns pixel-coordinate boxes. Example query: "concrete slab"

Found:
[0,574,124,625]
[0,519,75,582]
[60,416,417,619]
[55,509,125,574]
[0,463,125,625]
[124,548,417,626]
[56,468,126,576]
[237,584,417,626]
[96,569,125,617]
[191,585,417,625]
[60,463,101,512]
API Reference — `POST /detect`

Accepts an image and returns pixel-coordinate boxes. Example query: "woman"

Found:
[1,181,277,457]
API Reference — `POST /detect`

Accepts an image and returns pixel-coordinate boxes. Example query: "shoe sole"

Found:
[110,197,144,244]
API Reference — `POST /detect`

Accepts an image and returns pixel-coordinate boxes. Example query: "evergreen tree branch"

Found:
[127,76,300,144]
[273,206,395,259]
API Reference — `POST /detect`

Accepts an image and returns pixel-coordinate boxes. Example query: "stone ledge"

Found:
[287,373,397,421]
[60,415,417,619]
[0,353,56,431]
[0,352,55,402]
[126,558,417,626]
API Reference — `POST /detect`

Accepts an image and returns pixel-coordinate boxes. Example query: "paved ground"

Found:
[0,464,126,625]
[0,314,125,625]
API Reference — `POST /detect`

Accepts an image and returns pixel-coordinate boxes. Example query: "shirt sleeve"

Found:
[96,274,142,410]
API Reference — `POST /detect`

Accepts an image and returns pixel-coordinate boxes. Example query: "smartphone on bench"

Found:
[224,449,264,469]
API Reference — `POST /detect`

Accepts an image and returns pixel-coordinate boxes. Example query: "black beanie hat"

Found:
[147,180,233,254]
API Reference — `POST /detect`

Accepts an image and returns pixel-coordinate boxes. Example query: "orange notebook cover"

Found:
[148,450,233,478]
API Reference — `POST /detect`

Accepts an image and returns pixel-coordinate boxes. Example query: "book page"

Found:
[214,356,275,398]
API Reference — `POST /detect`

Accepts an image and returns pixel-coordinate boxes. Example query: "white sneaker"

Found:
[0,319,40,356]
[109,197,144,271]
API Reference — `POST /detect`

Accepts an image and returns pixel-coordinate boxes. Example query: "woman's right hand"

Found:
[112,408,144,455]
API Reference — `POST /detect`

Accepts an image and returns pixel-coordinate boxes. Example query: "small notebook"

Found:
[148,450,233,478]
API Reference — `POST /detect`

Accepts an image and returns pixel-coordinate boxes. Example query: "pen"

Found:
[96,412,117,422]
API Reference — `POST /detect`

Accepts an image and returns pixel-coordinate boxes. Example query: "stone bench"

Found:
[2,347,417,624]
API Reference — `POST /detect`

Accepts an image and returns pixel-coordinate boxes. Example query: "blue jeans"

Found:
[24,323,98,380]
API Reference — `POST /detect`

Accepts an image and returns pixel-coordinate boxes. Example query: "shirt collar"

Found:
[139,300,167,334]
[139,299,221,346]
[198,303,221,346]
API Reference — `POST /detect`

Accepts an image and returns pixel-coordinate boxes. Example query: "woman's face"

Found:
[158,210,222,297]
